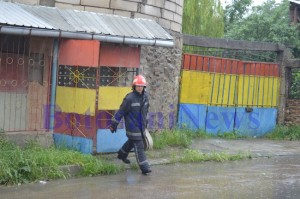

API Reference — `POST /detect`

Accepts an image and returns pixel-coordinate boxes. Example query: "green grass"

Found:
[3,125,297,185]
[173,149,251,163]
[0,137,123,185]
[152,129,194,149]
[152,128,247,149]
[264,125,300,141]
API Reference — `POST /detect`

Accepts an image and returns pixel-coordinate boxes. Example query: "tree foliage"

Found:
[224,0,252,32]
[182,0,224,37]
[182,0,224,53]
[225,0,300,54]
[290,69,300,99]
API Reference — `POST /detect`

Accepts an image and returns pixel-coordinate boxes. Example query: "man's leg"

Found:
[118,139,133,164]
[133,140,151,175]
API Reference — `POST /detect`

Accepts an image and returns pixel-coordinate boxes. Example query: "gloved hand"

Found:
[110,125,117,133]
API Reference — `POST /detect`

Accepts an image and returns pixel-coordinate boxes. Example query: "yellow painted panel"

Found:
[210,74,237,106]
[56,86,96,115]
[237,76,258,107]
[255,77,280,107]
[237,76,280,107]
[98,87,132,110]
[180,71,211,104]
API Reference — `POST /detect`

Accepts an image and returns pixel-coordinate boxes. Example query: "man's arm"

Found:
[110,97,129,133]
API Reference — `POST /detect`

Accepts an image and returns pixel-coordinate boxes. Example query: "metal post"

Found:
[49,38,59,131]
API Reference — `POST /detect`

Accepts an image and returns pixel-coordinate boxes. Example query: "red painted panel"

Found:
[99,45,140,68]
[54,111,72,136]
[183,54,191,70]
[255,63,263,76]
[244,63,252,75]
[225,60,238,74]
[203,57,210,72]
[241,62,280,77]
[196,56,204,71]
[273,64,280,77]
[209,57,222,73]
[54,112,96,139]
[58,39,100,67]
[231,60,239,74]
[190,55,197,70]
[0,53,28,92]
[266,63,280,77]
[237,61,245,75]
[181,54,279,77]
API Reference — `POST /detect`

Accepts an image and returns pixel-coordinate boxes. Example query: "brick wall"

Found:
[285,99,300,125]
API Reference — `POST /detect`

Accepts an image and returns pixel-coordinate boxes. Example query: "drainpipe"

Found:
[49,38,59,131]
[0,26,174,47]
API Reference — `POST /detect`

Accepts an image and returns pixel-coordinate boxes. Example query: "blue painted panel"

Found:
[234,107,277,137]
[72,136,93,154]
[96,129,128,153]
[178,104,206,131]
[53,133,73,149]
[205,106,235,135]
[53,133,93,154]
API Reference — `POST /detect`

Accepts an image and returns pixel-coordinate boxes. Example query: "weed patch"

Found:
[264,125,300,140]
[0,138,123,185]
[174,149,251,163]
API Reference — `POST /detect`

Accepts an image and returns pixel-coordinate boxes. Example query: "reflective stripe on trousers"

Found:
[118,139,150,172]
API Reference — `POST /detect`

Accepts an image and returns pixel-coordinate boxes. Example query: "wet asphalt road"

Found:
[1,155,300,199]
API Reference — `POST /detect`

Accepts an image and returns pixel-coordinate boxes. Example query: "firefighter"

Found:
[110,74,152,175]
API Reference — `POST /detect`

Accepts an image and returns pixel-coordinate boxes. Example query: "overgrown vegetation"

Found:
[174,150,251,163]
[0,137,123,185]
[2,125,298,185]
[182,0,224,53]
[225,0,300,58]
[152,128,246,149]
[264,125,300,141]
[151,129,251,164]
[290,69,300,99]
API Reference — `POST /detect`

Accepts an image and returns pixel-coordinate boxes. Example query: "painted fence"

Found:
[53,40,139,153]
[178,54,280,136]
[0,36,52,132]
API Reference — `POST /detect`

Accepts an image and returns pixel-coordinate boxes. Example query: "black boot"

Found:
[142,168,152,175]
[117,154,130,164]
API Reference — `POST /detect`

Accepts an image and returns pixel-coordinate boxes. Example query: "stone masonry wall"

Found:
[285,99,300,125]
[140,35,182,130]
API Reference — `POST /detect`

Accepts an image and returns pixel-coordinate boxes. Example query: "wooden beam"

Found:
[182,34,285,52]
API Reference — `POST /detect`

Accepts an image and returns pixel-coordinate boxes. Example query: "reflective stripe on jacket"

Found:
[112,90,149,140]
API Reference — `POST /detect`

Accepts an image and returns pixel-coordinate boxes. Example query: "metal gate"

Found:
[178,54,280,136]
[53,40,139,153]
[0,34,51,132]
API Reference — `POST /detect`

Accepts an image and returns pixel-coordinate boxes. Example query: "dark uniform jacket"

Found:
[111,90,149,140]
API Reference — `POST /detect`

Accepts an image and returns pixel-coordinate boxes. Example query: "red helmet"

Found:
[132,75,147,86]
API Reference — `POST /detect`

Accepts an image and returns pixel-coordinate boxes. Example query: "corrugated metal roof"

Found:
[0,1,173,45]
[290,0,300,5]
